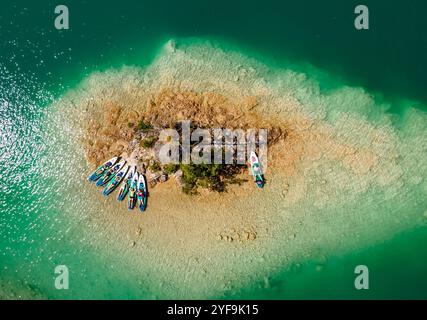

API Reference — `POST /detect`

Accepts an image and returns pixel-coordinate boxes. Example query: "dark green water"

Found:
[233,226,427,300]
[2,0,427,106]
[1,0,426,299]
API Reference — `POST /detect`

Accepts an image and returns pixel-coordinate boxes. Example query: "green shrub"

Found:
[135,121,250,194]
[137,120,153,131]
[164,164,180,175]
[140,137,156,148]
[178,163,239,194]
[149,162,161,172]
[182,183,198,195]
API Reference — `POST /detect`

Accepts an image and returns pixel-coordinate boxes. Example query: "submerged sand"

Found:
[46,39,427,298]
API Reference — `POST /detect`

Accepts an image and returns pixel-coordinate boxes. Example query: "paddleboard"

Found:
[88,156,118,182]
[137,173,148,212]
[117,166,135,201]
[128,171,139,210]
[96,159,126,187]
[103,164,130,196]
[249,151,264,188]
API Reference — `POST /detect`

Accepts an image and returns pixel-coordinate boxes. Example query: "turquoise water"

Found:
[233,226,427,299]
[1,0,427,299]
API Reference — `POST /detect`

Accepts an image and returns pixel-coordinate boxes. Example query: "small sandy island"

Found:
[48,39,427,298]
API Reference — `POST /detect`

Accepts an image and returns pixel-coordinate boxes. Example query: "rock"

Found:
[150,172,161,181]
[175,176,183,186]
[173,170,183,178]
[136,227,142,236]
[130,241,136,247]
[159,173,168,182]
[173,170,183,186]
[247,232,256,241]
[129,139,139,148]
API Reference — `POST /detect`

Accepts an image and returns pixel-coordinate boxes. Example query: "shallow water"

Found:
[1,1,427,299]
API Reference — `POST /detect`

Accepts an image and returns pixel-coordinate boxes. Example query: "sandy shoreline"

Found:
[46,39,427,298]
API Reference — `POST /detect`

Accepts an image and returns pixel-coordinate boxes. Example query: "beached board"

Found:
[249,151,265,188]
[117,166,135,201]
[103,164,129,196]
[137,173,148,212]
[128,171,139,210]
[96,159,126,187]
[88,156,118,182]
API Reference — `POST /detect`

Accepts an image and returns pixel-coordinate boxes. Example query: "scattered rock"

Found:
[136,227,142,236]
[129,139,139,149]
[173,170,183,186]
[174,170,183,178]
[159,173,168,182]
[149,172,162,181]
[247,232,256,241]
[219,228,257,243]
